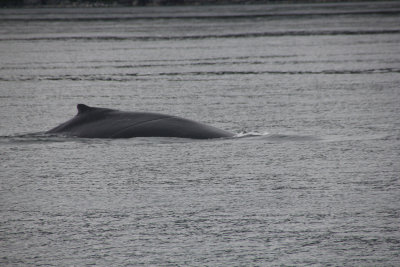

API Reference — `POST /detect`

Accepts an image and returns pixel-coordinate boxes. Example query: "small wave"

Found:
[234,131,269,138]
[0,132,78,144]
[233,132,321,142]
[1,30,399,42]
[263,134,321,142]
[322,134,391,143]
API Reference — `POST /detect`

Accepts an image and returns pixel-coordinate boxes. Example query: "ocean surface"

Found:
[1,1,400,266]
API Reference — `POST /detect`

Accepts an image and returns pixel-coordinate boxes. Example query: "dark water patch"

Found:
[0,58,394,72]
[137,54,299,63]
[2,67,399,82]
[0,74,138,82]
[1,9,399,22]
[157,68,400,76]
[2,29,399,42]
[0,55,303,71]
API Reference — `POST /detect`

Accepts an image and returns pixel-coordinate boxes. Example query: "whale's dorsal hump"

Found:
[77,104,94,115]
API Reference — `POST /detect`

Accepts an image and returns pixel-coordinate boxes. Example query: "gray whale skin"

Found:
[47,104,234,139]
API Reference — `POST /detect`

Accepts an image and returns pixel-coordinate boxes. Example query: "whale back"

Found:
[47,104,233,139]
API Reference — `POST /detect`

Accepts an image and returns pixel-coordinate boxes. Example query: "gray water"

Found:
[1,1,400,266]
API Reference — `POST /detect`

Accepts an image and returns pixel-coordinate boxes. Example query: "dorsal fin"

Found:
[77,104,93,115]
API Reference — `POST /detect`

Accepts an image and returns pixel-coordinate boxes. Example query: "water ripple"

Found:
[1,29,400,42]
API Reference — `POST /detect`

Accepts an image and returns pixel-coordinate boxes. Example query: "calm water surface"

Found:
[1,2,400,266]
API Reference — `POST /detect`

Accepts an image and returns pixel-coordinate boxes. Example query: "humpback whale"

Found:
[47,104,234,139]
